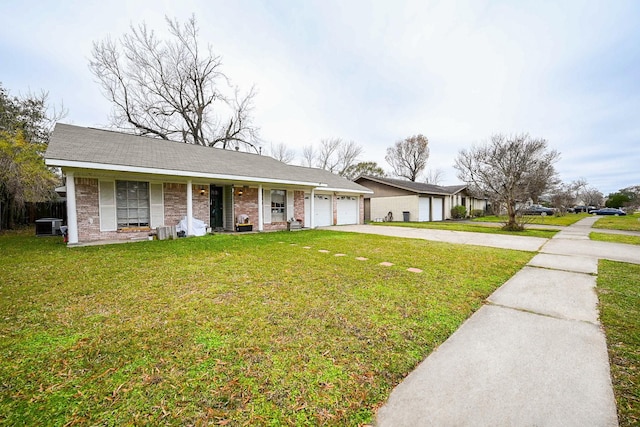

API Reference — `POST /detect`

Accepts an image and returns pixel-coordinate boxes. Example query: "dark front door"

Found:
[210,185,224,229]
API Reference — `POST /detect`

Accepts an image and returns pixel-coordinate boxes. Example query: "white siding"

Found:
[370,195,418,222]
[99,180,117,231]
[149,183,164,228]
[223,186,233,231]
[286,190,294,221]
[263,188,272,224]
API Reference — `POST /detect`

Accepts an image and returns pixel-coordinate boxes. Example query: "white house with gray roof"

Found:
[45,124,371,244]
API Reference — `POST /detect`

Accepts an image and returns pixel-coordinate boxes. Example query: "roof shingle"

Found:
[45,123,369,193]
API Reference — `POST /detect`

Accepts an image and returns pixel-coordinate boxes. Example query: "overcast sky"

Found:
[1,0,638,194]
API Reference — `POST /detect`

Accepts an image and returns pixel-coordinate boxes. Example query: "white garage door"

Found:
[337,196,358,225]
[314,194,332,227]
[418,197,430,221]
[304,193,311,227]
[432,197,444,221]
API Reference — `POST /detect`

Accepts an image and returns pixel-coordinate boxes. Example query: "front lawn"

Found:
[590,232,640,246]
[473,213,588,226]
[0,229,532,426]
[593,213,640,232]
[370,221,557,238]
[597,261,640,426]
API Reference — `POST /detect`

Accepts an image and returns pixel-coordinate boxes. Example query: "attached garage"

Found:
[418,197,430,222]
[355,176,485,223]
[336,195,358,225]
[432,197,444,221]
[314,194,332,226]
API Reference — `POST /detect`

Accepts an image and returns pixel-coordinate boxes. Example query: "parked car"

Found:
[590,208,626,216]
[522,205,555,216]
[573,205,597,213]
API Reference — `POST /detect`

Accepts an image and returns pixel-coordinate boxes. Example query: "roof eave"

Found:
[358,175,451,195]
[46,159,327,188]
[318,186,373,194]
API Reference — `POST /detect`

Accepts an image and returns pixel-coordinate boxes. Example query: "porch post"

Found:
[310,188,315,228]
[186,180,193,236]
[258,184,264,231]
[66,171,78,244]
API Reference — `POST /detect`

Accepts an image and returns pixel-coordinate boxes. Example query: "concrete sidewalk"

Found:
[327,224,548,251]
[328,218,635,426]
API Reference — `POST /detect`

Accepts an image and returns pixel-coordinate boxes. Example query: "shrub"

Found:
[470,209,484,218]
[451,205,467,219]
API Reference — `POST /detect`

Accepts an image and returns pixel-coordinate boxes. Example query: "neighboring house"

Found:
[354,175,486,222]
[45,124,371,244]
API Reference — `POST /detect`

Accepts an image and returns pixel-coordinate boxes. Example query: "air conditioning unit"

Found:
[35,218,63,236]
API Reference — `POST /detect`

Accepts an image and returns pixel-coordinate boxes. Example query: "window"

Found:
[116,181,150,228]
[271,189,286,222]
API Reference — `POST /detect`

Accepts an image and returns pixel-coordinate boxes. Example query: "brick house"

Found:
[45,124,371,244]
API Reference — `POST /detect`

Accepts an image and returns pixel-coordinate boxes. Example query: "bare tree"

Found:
[424,168,445,185]
[316,138,341,172]
[269,142,295,164]
[385,134,429,182]
[454,133,559,231]
[581,186,604,207]
[301,144,315,167]
[549,182,577,214]
[89,15,259,151]
[312,138,362,176]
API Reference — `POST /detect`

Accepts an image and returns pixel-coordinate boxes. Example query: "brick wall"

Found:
[294,191,305,226]
[73,179,212,243]
[162,183,209,227]
[234,187,259,226]
[163,183,187,226]
[75,177,153,242]
[192,185,209,225]
[72,176,360,241]
[75,178,100,241]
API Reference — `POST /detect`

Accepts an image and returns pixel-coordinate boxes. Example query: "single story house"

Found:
[354,175,486,222]
[45,124,371,244]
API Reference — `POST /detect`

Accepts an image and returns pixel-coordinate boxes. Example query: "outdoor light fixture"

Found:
[199,186,206,196]
[238,188,243,196]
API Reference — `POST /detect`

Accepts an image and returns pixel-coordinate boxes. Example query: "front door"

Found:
[210,185,224,229]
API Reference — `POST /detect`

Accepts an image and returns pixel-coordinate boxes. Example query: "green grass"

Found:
[473,213,588,226]
[590,232,640,246]
[0,229,533,426]
[597,260,640,426]
[593,213,640,232]
[370,221,557,238]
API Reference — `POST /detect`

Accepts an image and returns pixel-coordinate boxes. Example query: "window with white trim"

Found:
[270,189,286,222]
[116,181,150,227]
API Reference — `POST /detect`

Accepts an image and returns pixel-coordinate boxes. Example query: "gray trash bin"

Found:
[402,211,410,222]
